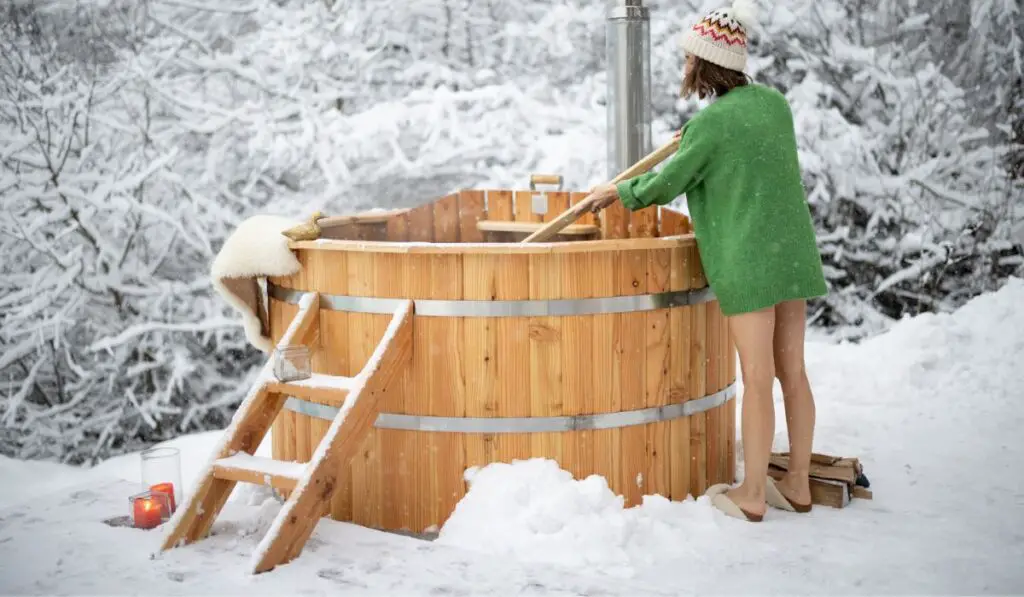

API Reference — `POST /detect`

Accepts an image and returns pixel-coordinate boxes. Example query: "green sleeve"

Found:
[616,120,715,211]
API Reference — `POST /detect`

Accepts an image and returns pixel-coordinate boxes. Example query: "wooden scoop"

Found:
[520,138,680,243]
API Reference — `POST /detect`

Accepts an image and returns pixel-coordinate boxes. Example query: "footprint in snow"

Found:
[428,585,470,596]
[316,568,368,588]
[166,571,187,583]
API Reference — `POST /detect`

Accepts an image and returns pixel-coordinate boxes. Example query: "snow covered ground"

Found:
[1,278,1023,596]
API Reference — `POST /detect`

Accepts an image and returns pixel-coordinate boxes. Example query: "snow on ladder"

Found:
[158,293,414,574]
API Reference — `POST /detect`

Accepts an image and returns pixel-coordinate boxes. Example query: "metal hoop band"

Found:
[283,383,736,433]
[268,282,715,318]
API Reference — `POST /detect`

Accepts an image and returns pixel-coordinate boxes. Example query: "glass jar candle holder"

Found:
[273,345,311,382]
[141,445,182,513]
[129,489,172,530]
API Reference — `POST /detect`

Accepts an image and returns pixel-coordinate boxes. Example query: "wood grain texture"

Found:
[290,234,697,254]
[493,255,532,468]
[514,190,542,223]
[402,253,434,531]
[601,202,630,240]
[161,387,288,550]
[705,301,723,487]
[268,299,296,487]
[162,295,321,552]
[265,188,732,531]
[372,252,409,530]
[659,206,691,235]
[570,191,596,226]
[212,459,299,491]
[486,190,514,222]
[407,202,434,243]
[644,247,671,498]
[309,252,355,520]
[458,190,486,243]
[630,206,658,239]
[346,252,383,529]
[252,300,413,574]
[426,252,466,528]
[668,245,693,500]
[559,251,593,481]
[688,247,709,497]
[433,193,461,243]
[528,252,563,472]
[462,254,500,472]
[617,248,647,507]
[386,211,410,242]
[477,221,599,236]
[521,139,679,242]
[589,250,620,500]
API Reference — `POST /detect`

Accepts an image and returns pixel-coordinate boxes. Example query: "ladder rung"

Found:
[264,373,354,406]
[212,453,305,491]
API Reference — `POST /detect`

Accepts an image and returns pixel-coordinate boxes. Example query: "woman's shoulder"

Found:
[682,101,724,133]
[713,83,786,109]
[692,83,790,127]
[744,82,787,98]
[712,81,784,102]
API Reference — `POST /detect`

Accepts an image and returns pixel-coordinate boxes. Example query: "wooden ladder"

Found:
[158,293,413,574]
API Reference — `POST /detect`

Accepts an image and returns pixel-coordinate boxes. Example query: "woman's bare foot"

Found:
[775,473,812,507]
[724,485,767,519]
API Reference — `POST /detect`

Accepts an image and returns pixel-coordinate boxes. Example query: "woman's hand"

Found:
[586,182,620,213]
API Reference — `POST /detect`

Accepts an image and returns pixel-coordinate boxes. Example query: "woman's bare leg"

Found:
[724,305,777,517]
[773,299,815,506]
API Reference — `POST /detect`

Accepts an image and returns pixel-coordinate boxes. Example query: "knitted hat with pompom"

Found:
[679,0,759,72]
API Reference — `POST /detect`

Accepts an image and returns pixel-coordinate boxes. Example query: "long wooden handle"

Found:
[520,138,680,243]
[317,208,408,229]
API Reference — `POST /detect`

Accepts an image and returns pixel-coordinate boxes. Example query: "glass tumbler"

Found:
[140,445,182,513]
[273,345,312,382]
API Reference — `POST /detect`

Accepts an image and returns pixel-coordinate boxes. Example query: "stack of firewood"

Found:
[768,452,873,509]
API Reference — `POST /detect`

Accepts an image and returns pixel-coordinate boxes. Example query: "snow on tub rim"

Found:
[267,187,737,534]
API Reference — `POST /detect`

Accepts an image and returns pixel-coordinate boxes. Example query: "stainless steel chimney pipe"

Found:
[606,0,653,179]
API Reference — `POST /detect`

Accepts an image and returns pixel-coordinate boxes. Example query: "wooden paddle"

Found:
[520,138,680,243]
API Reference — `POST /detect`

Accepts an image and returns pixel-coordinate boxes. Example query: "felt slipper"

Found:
[766,477,812,513]
[704,484,763,522]
[704,483,732,498]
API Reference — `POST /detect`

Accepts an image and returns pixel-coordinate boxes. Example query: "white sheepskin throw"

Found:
[210,215,303,353]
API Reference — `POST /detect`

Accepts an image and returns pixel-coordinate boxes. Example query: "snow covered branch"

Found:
[1,0,1019,462]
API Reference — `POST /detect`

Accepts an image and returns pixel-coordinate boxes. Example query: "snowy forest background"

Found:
[1,0,1021,465]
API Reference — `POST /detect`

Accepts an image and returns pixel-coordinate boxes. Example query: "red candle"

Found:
[150,482,176,512]
[132,495,165,529]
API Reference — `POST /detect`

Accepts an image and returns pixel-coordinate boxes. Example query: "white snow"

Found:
[1,279,1023,594]
[286,373,355,391]
[213,453,305,480]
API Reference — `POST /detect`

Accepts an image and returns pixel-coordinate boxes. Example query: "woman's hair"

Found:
[680,55,751,100]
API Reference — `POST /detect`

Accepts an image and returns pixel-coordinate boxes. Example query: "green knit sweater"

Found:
[617,83,828,316]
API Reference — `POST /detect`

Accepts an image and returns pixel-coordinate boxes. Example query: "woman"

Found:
[588,0,828,522]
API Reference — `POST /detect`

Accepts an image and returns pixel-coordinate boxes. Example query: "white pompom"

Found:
[730,0,759,30]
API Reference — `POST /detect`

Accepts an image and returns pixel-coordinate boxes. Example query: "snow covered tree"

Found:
[740,0,1022,336]
[0,1,266,463]
[1,0,1019,462]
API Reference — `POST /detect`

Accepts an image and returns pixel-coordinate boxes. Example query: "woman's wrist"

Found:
[617,180,642,210]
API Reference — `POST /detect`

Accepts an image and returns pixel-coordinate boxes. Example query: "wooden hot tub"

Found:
[267,186,736,533]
